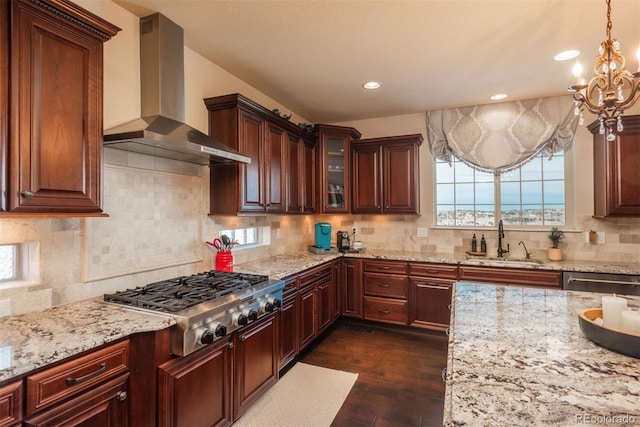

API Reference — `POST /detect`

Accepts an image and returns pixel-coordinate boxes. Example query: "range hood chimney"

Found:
[103,13,250,165]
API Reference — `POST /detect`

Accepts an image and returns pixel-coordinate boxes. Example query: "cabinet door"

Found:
[592,117,640,217]
[286,134,302,213]
[6,0,117,214]
[383,142,419,214]
[24,373,128,427]
[316,276,334,334]
[158,338,233,427]
[239,110,265,213]
[352,144,382,213]
[298,286,317,351]
[278,296,298,370]
[265,123,285,213]
[410,277,453,330]
[234,314,278,420]
[302,141,316,213]
[0,380,23,427]
[341,258,363,318]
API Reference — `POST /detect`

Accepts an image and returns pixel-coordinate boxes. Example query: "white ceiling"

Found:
[114,0,640,124]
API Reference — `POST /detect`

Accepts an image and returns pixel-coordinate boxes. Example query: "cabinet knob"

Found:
[20,190,34,198]
[227,342,234,349]
[239,334,246,342]
[116,391,127,402]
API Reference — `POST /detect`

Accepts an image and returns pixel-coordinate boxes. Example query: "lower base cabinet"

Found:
[23,373,129,427]
[278,277,299,370]
[0,381,22,427]
[158,337,233,427]
[234,313,278,420]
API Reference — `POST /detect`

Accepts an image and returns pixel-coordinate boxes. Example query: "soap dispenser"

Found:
[471,234,477,252]
[480,234,487,253]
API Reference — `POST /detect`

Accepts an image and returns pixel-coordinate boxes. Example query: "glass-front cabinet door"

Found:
[315,125,362,213]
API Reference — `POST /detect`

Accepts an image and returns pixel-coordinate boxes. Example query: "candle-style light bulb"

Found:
[573,61,584,85]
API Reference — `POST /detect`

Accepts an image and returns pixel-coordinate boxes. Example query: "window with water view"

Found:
[435,152,566,227]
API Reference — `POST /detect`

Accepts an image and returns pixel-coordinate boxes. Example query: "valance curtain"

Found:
[426,95,578,174]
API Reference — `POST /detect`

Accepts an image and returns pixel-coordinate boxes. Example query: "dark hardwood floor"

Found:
[299,321,449,427]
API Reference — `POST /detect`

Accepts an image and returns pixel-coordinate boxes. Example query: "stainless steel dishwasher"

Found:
[563,271,640,296]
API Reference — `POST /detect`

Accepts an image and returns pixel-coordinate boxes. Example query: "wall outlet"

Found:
[417,227,428,238]
[0,299,11,318]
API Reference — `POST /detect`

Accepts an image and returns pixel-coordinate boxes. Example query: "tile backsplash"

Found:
[0,151,638,316]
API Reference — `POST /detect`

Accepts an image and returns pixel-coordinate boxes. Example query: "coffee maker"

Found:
[336,231,350,252]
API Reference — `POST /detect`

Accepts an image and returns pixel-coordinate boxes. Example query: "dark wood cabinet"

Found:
[158,337,233,427]
[24,339,130,427]
[408,262,458,331]
[589,115,640,217]
[1,0,119,215]
[0,380,23,427]
[340,258,363,318]
[297,263,336,351]
[278,276,298,370]
[351,134,422,214]
[315,124,361,213]
[458,265,562,289]
[234,313,278,420]
[205,93,315,215]
[363,260,409,325]
[302,140,317,213]
[24,374,128,427]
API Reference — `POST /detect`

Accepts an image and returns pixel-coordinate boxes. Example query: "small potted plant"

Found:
[547,227,565,261]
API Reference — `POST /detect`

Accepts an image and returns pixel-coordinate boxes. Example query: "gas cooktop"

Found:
[103,271,269,313]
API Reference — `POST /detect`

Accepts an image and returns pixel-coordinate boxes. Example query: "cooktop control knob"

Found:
[246,308,258,322]
[272,298,282,309]
[235,313,248,326]
[261,300,274,313]
[200,330,214,345]
[215,323,227,337]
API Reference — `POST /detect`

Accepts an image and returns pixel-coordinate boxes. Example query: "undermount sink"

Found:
[465,256,544,266]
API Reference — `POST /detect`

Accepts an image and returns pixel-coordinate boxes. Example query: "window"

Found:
[435,152,567,227]
[218,226,270,249]
[0,244,17,281]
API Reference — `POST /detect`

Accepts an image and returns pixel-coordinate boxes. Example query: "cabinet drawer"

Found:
[458,266,562,288]
[282,275,298,300]
[363,296,408,325]
[363,273,408,299]
[299,264,332,289]
[409,262,458,279]
[363,260,408,275]
[26,339,129,415]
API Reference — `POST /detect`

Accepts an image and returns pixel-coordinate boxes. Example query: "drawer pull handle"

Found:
[116,391,127,402]
[441,367,447,384]
[66,363,107,386]
[377,283,391,288]
[380,266,390,270]
[377,309,391,314]
[445,327,450,336]
[425,270,440,274]
[20,190,34,198]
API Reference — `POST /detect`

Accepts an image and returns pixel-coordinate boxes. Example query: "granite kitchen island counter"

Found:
[444,283,640,426]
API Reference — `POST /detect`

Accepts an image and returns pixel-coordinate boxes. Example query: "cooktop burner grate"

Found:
[104,270,269,313]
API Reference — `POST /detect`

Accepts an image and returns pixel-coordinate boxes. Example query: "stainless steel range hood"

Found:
[103,13,250,165]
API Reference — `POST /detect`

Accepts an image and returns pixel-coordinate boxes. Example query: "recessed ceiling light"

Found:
[490,93,508,101]
[554,49,580,61]
[362,81,381,90]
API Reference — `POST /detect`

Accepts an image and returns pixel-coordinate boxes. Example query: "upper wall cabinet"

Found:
[0,0,119,215]
[351,134,423,214]
[204,93,316,215]
[315,124,361,214]
[589,115,640,218]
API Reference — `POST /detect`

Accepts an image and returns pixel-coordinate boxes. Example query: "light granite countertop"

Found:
[235,249,640,277]
[444,283,640,426]
[0,300,175,384]
[1,249,637,387]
